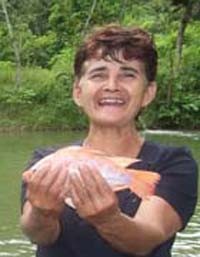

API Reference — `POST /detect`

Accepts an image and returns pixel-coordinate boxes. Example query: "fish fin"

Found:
[113,185,129,192]
[108,156,140,168]
[128,170,160,199]
[57,145,82,155]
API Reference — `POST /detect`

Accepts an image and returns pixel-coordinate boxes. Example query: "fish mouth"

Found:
[98,97,126,106]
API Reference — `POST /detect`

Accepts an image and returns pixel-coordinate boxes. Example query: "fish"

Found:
[23,146,160,208]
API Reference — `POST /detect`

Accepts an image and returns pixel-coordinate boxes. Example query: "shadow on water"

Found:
[0,130,199,257]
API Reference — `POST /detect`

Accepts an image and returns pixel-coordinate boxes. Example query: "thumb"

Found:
[22,170,33,183]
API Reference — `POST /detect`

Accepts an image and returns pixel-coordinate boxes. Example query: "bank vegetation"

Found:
[0,0,199,131]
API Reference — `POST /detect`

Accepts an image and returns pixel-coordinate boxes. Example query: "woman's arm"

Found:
[70,165,182,256]
[21,201,61,245]
[95,196,182,256]
[21,153,69,245]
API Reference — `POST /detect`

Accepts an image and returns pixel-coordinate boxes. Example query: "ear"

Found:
[142,82,157,108]
[73,80,82,107]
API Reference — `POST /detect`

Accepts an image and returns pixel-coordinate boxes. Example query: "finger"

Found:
[76,164,111,210]
[60,174,71,200]
[83,164,119,214]
[30,153,54,171]
[39,162,65,195]
[70,170,91,205]
[29,160,63,198]
[22,170,33,183]
[29,155,69,200]
[49,162,69,201]
[79,164,102,197]
[70,183,87,211]
[28,161,51,191]
[61,159,79,199]
[83,162,113,197]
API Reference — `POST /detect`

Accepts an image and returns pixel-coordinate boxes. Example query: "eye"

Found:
[91,73,101,78]
[90,73,107,80]
[124,73,135,78]
[120,73,136,80]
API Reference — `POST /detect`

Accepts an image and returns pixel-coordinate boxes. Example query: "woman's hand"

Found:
[69,163,121,226]
[23,154,70,217]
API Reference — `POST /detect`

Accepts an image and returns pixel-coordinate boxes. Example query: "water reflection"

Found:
[145,130,200,139]
[0,237,35,257]
[173,204,200,257]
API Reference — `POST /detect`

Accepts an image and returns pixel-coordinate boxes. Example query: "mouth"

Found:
[98,97,126,106]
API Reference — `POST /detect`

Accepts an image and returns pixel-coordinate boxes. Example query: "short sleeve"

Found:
[155,147,198,230]
[20,147,57,213]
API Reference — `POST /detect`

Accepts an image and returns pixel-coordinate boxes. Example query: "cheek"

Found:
[80,91,95,111]
[129,88,145,101]
[128,90,146,112]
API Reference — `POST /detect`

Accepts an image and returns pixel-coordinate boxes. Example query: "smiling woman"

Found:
[73,58,157,128]
[20,24,198,257]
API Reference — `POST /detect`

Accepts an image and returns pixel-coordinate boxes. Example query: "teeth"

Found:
[99,98,124,105]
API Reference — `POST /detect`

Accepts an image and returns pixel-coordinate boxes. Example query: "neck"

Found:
[83,124,144,158]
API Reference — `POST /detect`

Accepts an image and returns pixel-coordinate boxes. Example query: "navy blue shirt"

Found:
[21,141,198,257]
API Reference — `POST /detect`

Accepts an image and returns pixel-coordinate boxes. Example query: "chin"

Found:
[91,117,130,128]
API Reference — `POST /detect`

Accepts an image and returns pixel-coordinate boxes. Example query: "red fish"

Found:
[23,146,160,207]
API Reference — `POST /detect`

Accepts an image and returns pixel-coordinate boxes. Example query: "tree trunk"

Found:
[119,0,128,22]
[82,0,97,35]
[175,1,193,72]
[166,50,174,106]
[1,0,21,88]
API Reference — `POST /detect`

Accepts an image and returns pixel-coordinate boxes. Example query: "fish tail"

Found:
[128,170,160,199]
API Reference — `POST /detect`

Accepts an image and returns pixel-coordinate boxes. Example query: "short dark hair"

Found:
[74,24,158,82]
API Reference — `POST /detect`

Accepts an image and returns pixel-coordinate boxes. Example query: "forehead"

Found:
[82,58,146,75]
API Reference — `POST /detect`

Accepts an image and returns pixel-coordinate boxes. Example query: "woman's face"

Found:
[73,58,156,128]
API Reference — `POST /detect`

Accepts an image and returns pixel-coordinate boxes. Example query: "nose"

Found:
[103,75,119,92]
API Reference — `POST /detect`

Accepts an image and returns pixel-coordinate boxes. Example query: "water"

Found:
[0,130,199,257]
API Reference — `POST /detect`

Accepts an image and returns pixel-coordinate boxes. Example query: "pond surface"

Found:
[0,130,199,257]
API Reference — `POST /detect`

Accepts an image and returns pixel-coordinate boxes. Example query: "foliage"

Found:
[0,64,86,130]
[0,0,199,130]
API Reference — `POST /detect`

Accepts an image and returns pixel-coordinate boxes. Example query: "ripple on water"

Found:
[0,237,35,257]
[0,253,19,256]
[144,130,200,139]
[173,213,200,257]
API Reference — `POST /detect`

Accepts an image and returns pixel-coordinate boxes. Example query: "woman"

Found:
[21,24,198,257]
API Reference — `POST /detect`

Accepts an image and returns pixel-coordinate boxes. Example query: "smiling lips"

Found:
[98,97,125,106]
